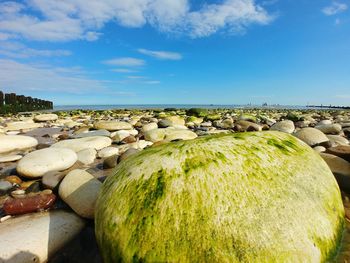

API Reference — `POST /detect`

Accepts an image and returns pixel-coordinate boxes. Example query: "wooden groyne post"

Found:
[0,91,53,114]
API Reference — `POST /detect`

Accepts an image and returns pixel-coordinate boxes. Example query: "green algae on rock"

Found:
[95,131,344,262]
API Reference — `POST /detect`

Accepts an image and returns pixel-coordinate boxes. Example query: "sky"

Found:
[0,0,349,106]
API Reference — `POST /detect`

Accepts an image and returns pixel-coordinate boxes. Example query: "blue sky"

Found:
[0,0,349,106]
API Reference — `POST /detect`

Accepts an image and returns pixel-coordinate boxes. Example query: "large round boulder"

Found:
[95,131,344,262]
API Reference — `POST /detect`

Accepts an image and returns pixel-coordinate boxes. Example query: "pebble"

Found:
[59,169,102,219]
[270,120,295,134]
[158,116,185,128]
[72,129,111,138]
[98,147,119,158]
[11,189,26,198]
[144,128,167,142]
[51,136,112,152]
[163,129,198,142]
[236,120,262,131]
[0,135,38,154]
[34,113,58,122]
[42,171,66,190]
[3,193,56,215]
[94,121,132,131]
[141,122,158,132]
[4,175,22,185]
[77,148,97,165]
[103,155,118,169]
[320,153,350,177]
[111,130,131,142]
[0,210,85,262]
[315,124,342,134]
[118,148,140,162]
[5,121,42,131]
[294,128,329,146]
[0,154,22,163]
[17,148,78,178]
[326,145,350,162]
[327,135,349,146]
[0,180,12,194]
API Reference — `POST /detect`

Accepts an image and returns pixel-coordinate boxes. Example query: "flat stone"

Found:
[0,180,12,193]
[158,116,185,128]
[98,147,119,158]
[315,124,342,134]
[326,145,350,162]
[34,114,58,122]
[5,121,42,131]
[94,121,132,131]
[17,148,77,178]
[320,153,350,177]
[42,171,66,190]
[270,120,295,134]
[327,135,349,146]
[236,120,262,131]
[0,154,22,163]
[141,122,158,133]
[103,155,118,169]
[163,129,198,142]
[0,210,85,262]
[51,136,112,152]
[0,135,38,154]
[72,129,110,138]
[77,148,97,165]
[59,169,102,219]
[294,128,329,146]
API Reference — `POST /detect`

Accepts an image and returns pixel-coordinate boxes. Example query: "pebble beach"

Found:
[1,107,350,262]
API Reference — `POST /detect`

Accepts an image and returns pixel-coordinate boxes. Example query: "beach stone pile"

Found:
[0,108,349,262]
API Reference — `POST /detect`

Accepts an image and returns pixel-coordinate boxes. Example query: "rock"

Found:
[5,121,42,131]
[3,193,56,215]
[0,135,38,154]
[72,129,110,138]
[270,120,295,133]
[0,210,85,262]
[20,180,37,190]
[236,120,262,131]
[185,108,208,117]
[59,169,102,219]
[36,143,50,150]
[141,123,158,133]
[144,128,167,142]
[294,128,329,146]
[96,131,344,262]
[320,153,350,177]
[42,171,66,190]
[94,121,132,131]
[315,124,342,134]
[326,145,350,162]
[313,146,326,153]
[51,136,112,152]
[111,130,131,142]
[103,155,118,169]
[25,181,41,193]
[158,116,185,127]
[163,129,198,142]
[34,114,58,122]
[77,148,97,165]
[17,148,77,178]
[98,147,119,158]
[327,135,349,146]
[0,180,12,194]
[4,176,22,185]
[0,155,22,163]
[317,120,333,125]
[118,148,140,162]
[11,189,26,198]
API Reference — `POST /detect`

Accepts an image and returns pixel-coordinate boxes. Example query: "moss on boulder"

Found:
[95,131,344,262]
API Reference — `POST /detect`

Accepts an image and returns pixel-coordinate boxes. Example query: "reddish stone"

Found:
[3,193,56,215]
[121,135,137,144]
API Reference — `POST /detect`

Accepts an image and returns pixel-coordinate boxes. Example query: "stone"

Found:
[313,146,326,153]
[294,128,329,146]
[111,130,131,143]
[98,147,119,158]
[96,131,344,262]
[270,120,295,133]
[121,135,137,144]
[144,128,167,142]
[25,181,41,193]
[163,129,198,142]
[315,124,342,134]
[5,121,42,131]
[11,189,26,198]
[320,153,350,177]
[118,148,140,162]
[103,155,118,169]
[0,210,85,263]
[4,176,22,185]
[327,135,349,146]
[94,121,132,131]
[141,122,158,133]
[59,169,102,219]
[158,116,185,127]
[317,120,333,125]
[77,148,97,165]
[0,135,38,154]
[236,120,262,131]
[326,145,350,162]
[72,129,110,138]
[51,136,112,152]
[0,180,12,194]
[34,114,58,122]
[3,193,56,215]
[0,154,22,163]
[42,171,66,190]
[17,148,77,178]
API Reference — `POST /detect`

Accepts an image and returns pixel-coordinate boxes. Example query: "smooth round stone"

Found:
[0,154,22,163]
[320,153,350,177]
[144,128,167,142]
[236,120,262,131]
[72,129,110,138]
[0,135,38,154]
[103,155,118,169]
[294,128,329,146]
[4,176,22,185]
[51,136,112,152]
[42,171,66,190]
[118,148,140,162]
[164,129,198,142]
[5,121,42,131]
[326,145,350,162]
[0,180,12,193]
[98,147,119,158]
[315,124,342,134]
[0,210,85,263]
[327,135,349,146]
[158,116,185,128]
[317,120,333,125]
[94,121,132,131]
[111,130,131,142]
[141,122,158,133]
[59,169,102,219]
[17,148,78,178]
[270,120,295,133]
[313,146,326,153]
[34,114,58,122]
[77,148,97,165]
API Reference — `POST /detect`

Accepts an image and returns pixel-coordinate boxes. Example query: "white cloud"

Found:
[0,41,72,58]
[0,59,129,94]
[138,48,182,60]
[335,94,350,99]
[127,75,146,79]
[0,0,274,41]
[111,68,137,73]
[322,2,348,16]
[102,57,145,67]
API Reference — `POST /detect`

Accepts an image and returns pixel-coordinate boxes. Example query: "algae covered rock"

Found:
[95,131,344,262]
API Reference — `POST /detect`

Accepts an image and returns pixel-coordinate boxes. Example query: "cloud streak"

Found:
[322,2,348,16]
[0,0,274,41]
[138,48,182,60]
[102,57,145,67]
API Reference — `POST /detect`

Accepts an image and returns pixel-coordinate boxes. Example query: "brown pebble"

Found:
[36,143,50,150]
[103,155,118,169]
[3,193,56,215]
[121,135,137,144]
[4,175,22,185]
[58,133,69,140]
[326,145,350,162]
[20,180,38,190]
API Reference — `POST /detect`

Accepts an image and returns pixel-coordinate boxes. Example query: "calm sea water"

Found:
[53,104,324,111]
